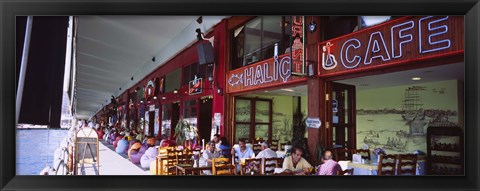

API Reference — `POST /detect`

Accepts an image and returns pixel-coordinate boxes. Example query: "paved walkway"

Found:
[79,140,151,175]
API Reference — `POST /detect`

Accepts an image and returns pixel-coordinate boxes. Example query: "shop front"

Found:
[314,16,464,174]
[225,16,309,151]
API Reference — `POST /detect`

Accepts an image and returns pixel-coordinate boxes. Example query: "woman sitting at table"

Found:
[316,150,342,175]
[200,141,220,175]
[282,147,312,175]
[218,137,231,158]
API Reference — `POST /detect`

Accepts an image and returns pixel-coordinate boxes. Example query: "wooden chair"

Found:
[338,168,354,175]
[270,140,279,151]
[164,150,181,175]
[264,157,283,175]
[176,150,193,165]
[253,144,262,156]
[242,158,262,175]
[334,147,353,161]
[396,154,417,175]
[354,149,371,160]
[212,157,236,175]
[378,154,397,176]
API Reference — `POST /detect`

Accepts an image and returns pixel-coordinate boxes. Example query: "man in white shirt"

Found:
[255,142,278,174]
[255,142,277,159]
[200,141,220,175]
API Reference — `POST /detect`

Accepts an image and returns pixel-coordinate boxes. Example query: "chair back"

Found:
[264,157,283,175]
[378,154,397,176]
[243,158,262,175]
[212,157,235,175]
[164,150,181,175]
[270,140,279,151]
[354,149,371,160]
[176,150,193,165]
[338,168,354,175]
[396,154,417,175]
[334,147,353,161]
[253,144,262,156]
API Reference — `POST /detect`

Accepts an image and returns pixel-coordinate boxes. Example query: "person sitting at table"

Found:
[282,147,312,175]
[255,141,277,159]
[211,134,221,150]
[200,141,220,175]
[316,150,342,175]
[231,138,255,173]
[219,137,232,158]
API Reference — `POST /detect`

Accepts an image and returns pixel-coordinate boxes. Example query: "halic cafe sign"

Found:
[318,16,464,76]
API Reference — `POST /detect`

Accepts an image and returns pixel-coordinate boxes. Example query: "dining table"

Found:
[174,163,212,175]
[340,160,423,175]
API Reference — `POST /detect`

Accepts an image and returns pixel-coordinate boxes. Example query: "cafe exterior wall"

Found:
[96,19,228,142]
[315,16,464,152]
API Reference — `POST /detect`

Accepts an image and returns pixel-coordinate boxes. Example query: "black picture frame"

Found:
[1,0,479,191]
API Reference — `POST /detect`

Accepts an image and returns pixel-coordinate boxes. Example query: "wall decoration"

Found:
[356,80,459,154]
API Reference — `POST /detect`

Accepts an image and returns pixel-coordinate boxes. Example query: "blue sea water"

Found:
[16,129,68,175]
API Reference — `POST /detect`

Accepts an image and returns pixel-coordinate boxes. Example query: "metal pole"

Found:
[16,16,33,125]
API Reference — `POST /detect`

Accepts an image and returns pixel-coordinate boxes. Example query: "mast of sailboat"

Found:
[16,16,33,125]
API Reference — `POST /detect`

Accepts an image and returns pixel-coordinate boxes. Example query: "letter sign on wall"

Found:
[318,16,464,77]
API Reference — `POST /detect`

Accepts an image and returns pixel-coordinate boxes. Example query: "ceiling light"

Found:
[264,91,269,93]
[162,96,166,100]
[281,88,294,92]
[412,77,422,81]
[154,96,157,100]
[173,89,178,94]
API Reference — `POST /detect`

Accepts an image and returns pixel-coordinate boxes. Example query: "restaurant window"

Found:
[161,104,172,139]
[165,68,181,92]
[232,16,292,70]
[183,62,207,85]
[323,16,397,41]
[183,99,198,131]
[234,97,272,143]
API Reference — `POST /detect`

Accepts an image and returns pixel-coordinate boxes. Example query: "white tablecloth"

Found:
[346,161,423,175]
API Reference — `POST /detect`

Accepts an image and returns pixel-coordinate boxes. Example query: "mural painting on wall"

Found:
[272,113,292,143]
[356,80,459,154]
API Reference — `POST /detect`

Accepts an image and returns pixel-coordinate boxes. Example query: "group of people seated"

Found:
[207,136,344,176]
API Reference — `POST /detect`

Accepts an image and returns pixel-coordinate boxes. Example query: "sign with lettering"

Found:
[144,78,157,99]
[318,16,464,76]
[226,54,305,93]
[291,16,305,75]
[306,117,321,128]
[189,77,202,95]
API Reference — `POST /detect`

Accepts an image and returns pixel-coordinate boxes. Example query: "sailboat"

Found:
[401,86,426,121]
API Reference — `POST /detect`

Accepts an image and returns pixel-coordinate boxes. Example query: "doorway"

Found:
[148,111,155,137]
[199,98,213,141]
[171,102,180,139]
[327,82,356,150]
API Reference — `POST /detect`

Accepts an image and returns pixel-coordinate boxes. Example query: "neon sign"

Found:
[228,55,291,88]
[291,16,305,75]
[144,78,156,99]
[189,76,202,95]
[319,16,462,75]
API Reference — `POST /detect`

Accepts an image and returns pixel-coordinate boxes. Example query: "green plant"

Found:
[174,119,189,146]
[290,109,309,160]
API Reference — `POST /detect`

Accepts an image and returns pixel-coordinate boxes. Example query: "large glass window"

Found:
[234,97,272,143]
[183,99,198,133]
[165,68,181,92]
[161,104,171,139]
[232,16,292,70]
[183,62,208,85]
